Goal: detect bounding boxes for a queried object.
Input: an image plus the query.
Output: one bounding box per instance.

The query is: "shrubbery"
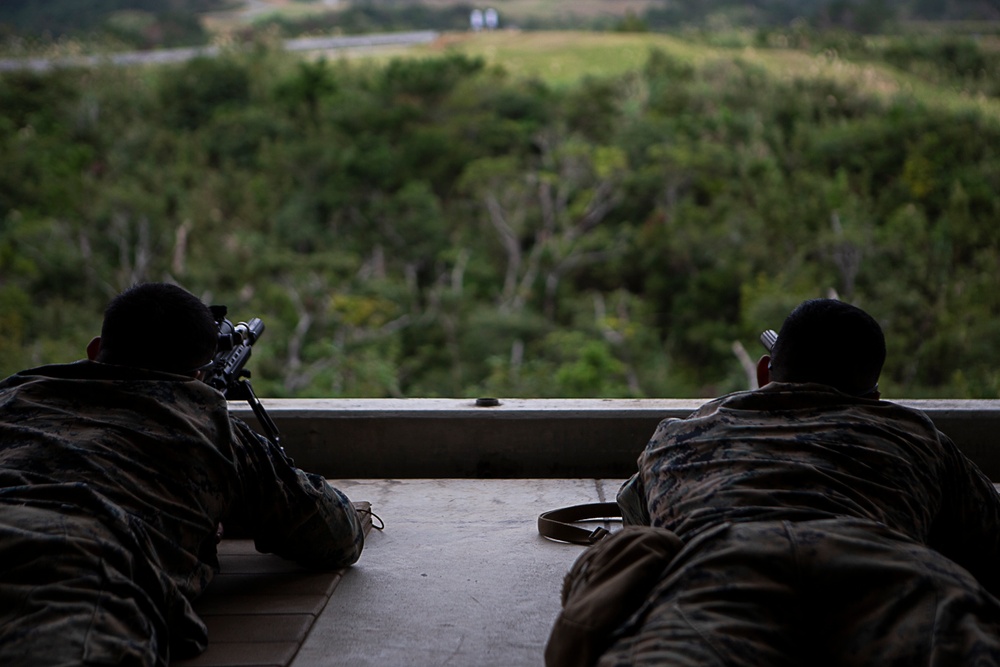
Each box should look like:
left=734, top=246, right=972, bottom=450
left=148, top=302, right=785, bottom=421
left=1, top=38, right=998, bottom=398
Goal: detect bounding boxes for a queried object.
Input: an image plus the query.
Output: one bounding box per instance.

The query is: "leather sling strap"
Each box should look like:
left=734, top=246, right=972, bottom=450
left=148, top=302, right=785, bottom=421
left=537, top=502, right=622, bottom=545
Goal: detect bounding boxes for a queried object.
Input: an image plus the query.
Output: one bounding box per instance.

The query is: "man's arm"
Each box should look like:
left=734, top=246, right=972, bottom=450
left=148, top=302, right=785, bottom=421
left=929, top=432, right=1000, bottom=595
left=616, top=414, right=697, bottom=527
left=225, top=418, right=364, bottom=569
left=617, top=473, right=651, bottom=526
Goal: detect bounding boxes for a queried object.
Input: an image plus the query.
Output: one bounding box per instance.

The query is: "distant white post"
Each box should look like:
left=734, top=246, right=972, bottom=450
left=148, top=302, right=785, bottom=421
left=485, top=7, right=499, bottom=30
left=470, top=9, right=484, bottom=32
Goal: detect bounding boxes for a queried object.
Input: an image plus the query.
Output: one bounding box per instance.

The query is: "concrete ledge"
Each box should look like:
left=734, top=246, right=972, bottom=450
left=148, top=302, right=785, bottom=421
left=230, top=399, right=1000, bottom=480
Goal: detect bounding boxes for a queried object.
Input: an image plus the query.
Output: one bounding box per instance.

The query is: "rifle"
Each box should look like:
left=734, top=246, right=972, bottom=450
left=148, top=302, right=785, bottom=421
left=203, top=305, right=282, bottom=449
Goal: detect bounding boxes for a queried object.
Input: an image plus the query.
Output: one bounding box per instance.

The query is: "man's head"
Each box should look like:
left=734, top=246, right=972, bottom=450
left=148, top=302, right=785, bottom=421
left=88, top=283, right=218, bottom=375
left=760, top=298, right=885, bottom=397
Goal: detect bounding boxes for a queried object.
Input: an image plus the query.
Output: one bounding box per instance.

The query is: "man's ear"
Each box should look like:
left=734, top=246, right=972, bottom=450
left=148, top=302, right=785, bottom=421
left=86, top=336, right=101, bottom=361
left=756, top=355, right=771, bottom=389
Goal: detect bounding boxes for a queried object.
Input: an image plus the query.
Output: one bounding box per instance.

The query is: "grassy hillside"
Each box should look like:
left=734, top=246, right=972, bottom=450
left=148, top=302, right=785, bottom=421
left=390, top=31, right=1000, bottom=121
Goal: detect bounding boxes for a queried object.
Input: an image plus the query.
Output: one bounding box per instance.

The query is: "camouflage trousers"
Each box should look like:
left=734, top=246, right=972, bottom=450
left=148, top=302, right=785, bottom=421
left=0, top=504, right=167, bottom=667
left=599, top=518, right=1000, bottom=667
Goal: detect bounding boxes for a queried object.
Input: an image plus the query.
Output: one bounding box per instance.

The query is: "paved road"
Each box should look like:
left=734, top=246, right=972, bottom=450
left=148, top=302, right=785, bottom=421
left=0, top=31, right=439, bottom=72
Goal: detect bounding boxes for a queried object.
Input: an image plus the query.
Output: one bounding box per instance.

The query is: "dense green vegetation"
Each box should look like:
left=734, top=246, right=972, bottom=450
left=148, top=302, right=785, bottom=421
left=1, top=32, right=999, bottom=399
left=0, top=0, right=226, bottom=51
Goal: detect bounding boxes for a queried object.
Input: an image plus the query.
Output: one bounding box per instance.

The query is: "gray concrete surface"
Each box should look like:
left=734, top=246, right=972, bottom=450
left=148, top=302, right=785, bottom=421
left=292, top=478, right=622, bottom=666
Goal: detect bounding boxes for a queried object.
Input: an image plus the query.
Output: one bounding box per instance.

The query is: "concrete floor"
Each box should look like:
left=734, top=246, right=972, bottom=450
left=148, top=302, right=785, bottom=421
left=291, top=478, right=625, bottom=667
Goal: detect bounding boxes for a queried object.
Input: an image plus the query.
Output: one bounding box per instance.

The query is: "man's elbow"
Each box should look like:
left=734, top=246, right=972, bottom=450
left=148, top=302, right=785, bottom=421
left=298, top=532, right=364, bottom=570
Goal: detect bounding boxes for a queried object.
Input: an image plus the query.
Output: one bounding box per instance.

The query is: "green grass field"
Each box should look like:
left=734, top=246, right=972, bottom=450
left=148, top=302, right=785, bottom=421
left=418, top=31, right=695, bottom=85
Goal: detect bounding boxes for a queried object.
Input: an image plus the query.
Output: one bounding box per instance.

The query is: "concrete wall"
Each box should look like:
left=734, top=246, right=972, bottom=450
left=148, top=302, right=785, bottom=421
left=230, top=398, right=1000, bottom=480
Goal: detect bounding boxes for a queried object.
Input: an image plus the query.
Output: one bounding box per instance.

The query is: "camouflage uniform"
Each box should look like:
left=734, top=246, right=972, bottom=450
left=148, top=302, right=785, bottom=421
left=0, top=361, right=364, bottom=666
left=608, top=382, right=1000, bottom=666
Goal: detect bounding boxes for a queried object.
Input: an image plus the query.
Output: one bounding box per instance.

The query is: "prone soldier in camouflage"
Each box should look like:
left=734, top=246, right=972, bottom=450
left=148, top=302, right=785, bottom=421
left=608, top=299, right=1000, bottom=665
left=0, top=283, right=365, bottom=666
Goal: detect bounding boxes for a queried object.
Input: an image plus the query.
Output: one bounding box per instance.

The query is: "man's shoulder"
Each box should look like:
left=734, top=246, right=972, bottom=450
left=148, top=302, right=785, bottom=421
left=670, top=385, right=940, bottom=434
left=0, top=360, right=228, bottom=413
left=0, top=361, right=93, bottom=396
left=4, top=360, right=187, bottom=383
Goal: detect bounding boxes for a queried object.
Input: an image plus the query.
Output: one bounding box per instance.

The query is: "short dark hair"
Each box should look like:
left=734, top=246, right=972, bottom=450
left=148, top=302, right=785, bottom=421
left=97, top=283, right=217, bottom=374
left=769, top=298, right=885, bottom=396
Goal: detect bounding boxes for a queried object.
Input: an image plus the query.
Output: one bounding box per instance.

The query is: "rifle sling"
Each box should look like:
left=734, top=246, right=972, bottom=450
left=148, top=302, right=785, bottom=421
left=537, top=502, right=622, bottom=545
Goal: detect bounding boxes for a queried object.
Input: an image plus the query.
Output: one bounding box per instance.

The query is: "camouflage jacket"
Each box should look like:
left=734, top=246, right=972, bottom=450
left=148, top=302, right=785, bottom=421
left=617, top=382, right=1000, bottom=595
left=0, top=360, right=364, bottom=655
